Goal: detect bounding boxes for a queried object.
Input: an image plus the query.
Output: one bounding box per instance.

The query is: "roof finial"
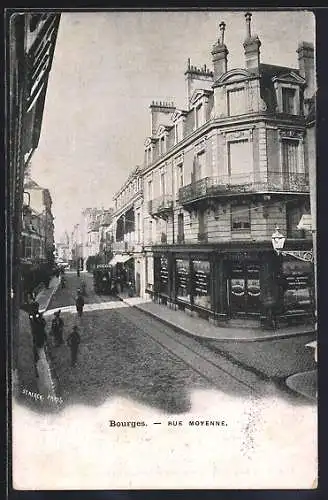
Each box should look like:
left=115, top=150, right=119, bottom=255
left=219, top=21, right=226, bottom=45
left=187, top=57, right=191, bottom=70
left=245, top=12, right=252, bottom=38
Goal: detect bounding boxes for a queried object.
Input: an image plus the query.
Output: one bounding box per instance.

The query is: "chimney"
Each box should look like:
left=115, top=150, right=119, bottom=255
left=297, top=42, right=315, bottom=99
left=149, top=101, right=176, bottom=136
left=243, top=12, right=261, bottom=72
left=185, top=58, right=214, bottom=108
left=211, top=21, right=228, bottom=80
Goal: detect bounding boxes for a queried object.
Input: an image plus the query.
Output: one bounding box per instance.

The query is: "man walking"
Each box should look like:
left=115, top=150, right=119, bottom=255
left=67, top=326, right=81, bottom=367
left=75, top=289, right=85, bottom=317
left=51, top=310, right=64, bottom=346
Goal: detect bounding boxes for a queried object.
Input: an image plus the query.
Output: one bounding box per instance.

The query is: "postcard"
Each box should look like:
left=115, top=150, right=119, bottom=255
left=8, top=9, right=317, bottom=490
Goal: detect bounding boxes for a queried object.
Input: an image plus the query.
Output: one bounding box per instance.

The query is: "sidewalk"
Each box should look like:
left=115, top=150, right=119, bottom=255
left=16, top=276, right=61, bottom=406
left=117, top=293, right=314, bottom=343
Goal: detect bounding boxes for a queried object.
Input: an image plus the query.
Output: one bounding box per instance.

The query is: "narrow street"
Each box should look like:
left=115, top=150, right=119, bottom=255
left=41, top=271, right=314, bottom=414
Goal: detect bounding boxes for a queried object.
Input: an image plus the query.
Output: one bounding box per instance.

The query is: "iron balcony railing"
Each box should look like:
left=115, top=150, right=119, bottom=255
left=179, top=171, right=309, bottom=205
left=148, top=194, right=173, bottom=215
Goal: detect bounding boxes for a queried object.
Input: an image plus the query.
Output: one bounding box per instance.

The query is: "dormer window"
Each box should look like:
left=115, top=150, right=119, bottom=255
left=195, top=103, right=203, bottom=129
left=160, top=135, right=166, bottom=155
left=174, top=123, right=181, bottom=144
left=282, top=87, right=296, bottom=114
left=227, top=87, right=245, bottom=116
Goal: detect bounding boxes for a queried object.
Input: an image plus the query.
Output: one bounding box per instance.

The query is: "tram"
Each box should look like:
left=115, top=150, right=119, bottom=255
left=93, top=265, right=114, bottom=294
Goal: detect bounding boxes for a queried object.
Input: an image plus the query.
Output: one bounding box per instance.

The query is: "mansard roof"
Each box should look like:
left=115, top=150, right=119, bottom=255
left=260, top=64, right=306, bottom=85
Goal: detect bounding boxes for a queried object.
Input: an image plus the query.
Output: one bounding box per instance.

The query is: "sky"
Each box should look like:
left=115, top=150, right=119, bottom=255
left=30, top=10, right=315, bottom=242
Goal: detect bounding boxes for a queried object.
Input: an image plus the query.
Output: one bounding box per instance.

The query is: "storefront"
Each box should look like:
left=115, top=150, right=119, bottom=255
left=151, top=241, right=314, bottom=327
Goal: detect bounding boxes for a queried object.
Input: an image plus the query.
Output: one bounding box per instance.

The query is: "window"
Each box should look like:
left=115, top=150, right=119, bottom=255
left=175, top=123, right=181, bottom=144
left=160, top=171, right=166, bottom=196
left=148, top=179, right=153, bottom=201
left=195, top=151, right=205, bottom=181
left=198, top=210, right=207, bottom=241
left=24, top=236, right=32, bottom=258
left=282, top=139, right=299, bottom=175
left=231, top=205, right=251, bottom=231
left=177, top=213, right=184, bottom=243
left=282, top=87, right=296, bottom=114
left=286, top=203, right=305, bottom=239
left=137, top=212, right=141, bottom=243
left=228, top=88, right=245, bottom=116
left=176, top=163, right=184, bottom=191
left=195, top=103, right=203, bottom=128
left=160, top=136, right=165, bottom=155
left=228, top=140, right=250, bottom=180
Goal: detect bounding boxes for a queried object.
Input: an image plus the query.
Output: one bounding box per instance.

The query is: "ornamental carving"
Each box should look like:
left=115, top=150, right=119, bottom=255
left=224, top=129, right=249, bottom=141
left=195, top=138, right=207, bottom=153
left=279, top=129, right=304, bottom=140
left=173, top=152, right=184, bottom=167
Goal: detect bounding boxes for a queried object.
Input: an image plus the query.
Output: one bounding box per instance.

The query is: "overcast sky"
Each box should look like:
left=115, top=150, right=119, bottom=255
left=30, top=10, right=315, bottom=241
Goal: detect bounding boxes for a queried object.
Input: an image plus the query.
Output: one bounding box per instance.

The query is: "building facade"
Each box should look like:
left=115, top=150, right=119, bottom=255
left=111, top=166, right=144, bottom=295
left=21, top=178, right=55, bottom=298
left=140, top=13, right=314, bottom=327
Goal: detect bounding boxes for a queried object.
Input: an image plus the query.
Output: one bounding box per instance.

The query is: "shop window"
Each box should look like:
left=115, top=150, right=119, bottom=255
left=192, top=260, right=211, bottom=310
left=227, top=88, right=245, bottom=116
left=282, top=87, right=296, bottom=114
left=175, top=258, right=190, bottom=303
left=159, top=255, right=169, bottom=295
left=281, top=260, right=313, bottom=314
left=231, top=205, right=251, bottom=232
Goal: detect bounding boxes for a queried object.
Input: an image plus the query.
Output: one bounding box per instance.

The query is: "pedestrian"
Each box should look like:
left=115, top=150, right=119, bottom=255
left=67, top=325, right=81, bottom=367
left=51, top=310, right=64, bottom=346
left=75, top=289, right=85, bottom=317
left=29, top=309, right=47, bottom=372
left=28, top=293, right=40, bottom=315
left=77, top=267, right=80, bottom=277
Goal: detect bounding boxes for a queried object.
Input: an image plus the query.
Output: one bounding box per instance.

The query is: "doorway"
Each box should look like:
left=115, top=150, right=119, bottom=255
left=228, top=263, right=261, bottom=317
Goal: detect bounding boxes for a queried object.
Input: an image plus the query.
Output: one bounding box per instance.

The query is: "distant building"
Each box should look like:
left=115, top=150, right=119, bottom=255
left=111, top=166, right=144, bottom=295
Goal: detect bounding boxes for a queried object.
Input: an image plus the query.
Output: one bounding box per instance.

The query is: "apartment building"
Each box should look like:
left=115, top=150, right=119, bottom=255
left=141, top=13, right=314, bottom=327
left=111, top=166, right=144, bottom=295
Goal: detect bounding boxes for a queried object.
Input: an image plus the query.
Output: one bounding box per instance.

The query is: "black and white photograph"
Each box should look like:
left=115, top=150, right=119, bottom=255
left=7, top=9, right=317, bottom=489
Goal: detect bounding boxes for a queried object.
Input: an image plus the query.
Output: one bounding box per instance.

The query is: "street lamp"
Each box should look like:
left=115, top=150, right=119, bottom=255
left=271, top=226, right=286, bottom=255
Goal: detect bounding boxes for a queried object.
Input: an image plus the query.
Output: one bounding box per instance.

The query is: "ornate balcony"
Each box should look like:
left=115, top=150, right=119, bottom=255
left=148, top=194, right=173, bottom=217
left=179, top=171, right=309, bottom=206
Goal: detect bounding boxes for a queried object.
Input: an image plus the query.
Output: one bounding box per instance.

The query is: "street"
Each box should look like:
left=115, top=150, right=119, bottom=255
left=40, top=271, right=316, bottom=413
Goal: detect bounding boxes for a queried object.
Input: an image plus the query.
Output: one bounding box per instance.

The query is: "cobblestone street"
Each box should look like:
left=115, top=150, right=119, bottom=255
left=46, top=272, right=214, bottom=413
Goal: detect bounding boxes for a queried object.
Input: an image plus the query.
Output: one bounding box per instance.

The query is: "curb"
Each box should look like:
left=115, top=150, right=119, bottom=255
left=36, top=278, right=62, bottom=409
left=118, top=296, right=314, bottom=343
left=37, top=277, right=61, bottom=314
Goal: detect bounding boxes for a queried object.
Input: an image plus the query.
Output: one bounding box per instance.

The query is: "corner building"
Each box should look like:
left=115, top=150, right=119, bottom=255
left=142, top=13, right=315, bottom=327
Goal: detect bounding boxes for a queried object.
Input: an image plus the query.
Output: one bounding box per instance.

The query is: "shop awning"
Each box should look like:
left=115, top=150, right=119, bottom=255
left=109, top=254, right=132, bottom=266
